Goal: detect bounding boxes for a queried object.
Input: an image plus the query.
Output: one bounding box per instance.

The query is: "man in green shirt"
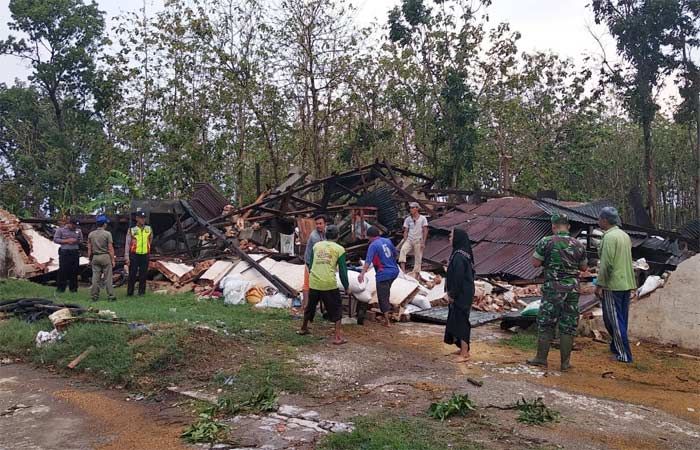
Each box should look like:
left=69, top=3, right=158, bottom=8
left=596, top=207, right=636, bottom=363
left=298, top=225, right=350, bottom=345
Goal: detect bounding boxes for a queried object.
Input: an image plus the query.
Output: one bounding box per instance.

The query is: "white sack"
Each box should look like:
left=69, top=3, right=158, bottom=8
left=637, top=275, right=664, bottom=298
left=221, top=276, right=253, bottom=305
left=255, top=293, right=292, bottom=309
left=410, top=295, right=432, bottom=310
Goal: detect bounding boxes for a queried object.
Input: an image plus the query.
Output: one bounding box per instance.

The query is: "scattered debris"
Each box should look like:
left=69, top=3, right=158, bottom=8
left=0, top=298, right=87, bottom=322
left=167, top=386, right=219, bottom=403
left=35, top=329, right=63, bottom=348
left=467, top=377, right=484, bottom=387
left=0, top=404, right=30, bottom=417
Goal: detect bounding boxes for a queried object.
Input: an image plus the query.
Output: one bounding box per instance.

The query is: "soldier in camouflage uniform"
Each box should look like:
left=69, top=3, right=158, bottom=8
left=527, top=214, right=588, bottom=371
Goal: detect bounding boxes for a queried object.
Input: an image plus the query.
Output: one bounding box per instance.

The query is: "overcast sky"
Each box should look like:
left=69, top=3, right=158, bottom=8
left=0, top=0, right=618, bottom=85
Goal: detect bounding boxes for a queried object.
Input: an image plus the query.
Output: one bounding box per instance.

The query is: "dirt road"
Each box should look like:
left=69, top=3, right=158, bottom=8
left=291, top=321, right=700, bottom=450
left=0, top=364, right=189, bottom=450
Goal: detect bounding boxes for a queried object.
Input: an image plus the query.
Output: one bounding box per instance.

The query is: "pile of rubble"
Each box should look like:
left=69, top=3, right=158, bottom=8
left=1, top=161, right=694, bottom=324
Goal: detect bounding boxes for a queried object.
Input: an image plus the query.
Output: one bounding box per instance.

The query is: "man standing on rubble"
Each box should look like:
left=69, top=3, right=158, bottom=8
left=399, top=202, right=429, bottom=276
left=124, top=211, right=153, bottom=296
left=53, top=216, right=83, bottom=293
left=302, top=215, right=327, bottom=308
left=88, top=214, right=116, bottom=302
left=298, top=225, right=350, bottom=345
left=358, top=226, right=399, bottom=327
left=596, top=207, right=636, bottom=363
left=527, top=214, right=588, bottom=371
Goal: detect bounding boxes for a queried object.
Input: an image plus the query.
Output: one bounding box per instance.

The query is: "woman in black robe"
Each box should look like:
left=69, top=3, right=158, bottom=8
left=444, top=228, right=475, bottom=362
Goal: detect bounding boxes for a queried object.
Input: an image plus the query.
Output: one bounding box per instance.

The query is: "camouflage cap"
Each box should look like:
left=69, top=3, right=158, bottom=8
left=551, top=213, right=569, bottom=225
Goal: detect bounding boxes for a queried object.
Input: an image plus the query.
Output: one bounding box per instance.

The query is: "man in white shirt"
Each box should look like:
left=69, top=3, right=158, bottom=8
left=399, top=202, right=429, bottom=275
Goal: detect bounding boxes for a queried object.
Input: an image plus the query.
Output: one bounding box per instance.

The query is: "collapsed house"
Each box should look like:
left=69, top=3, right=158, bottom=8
left=0, top=161, right=694, bottom=326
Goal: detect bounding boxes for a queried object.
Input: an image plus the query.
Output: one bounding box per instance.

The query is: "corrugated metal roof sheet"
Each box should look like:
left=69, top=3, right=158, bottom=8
left=190, top=183, right=229, bottom=221
left=534, top=198, right=615, bottom=225
left=680, top=219, right=700, bottom=241
left=423, top=235, right=543, bottom=280
left=424, top=197, right=550, bottom=280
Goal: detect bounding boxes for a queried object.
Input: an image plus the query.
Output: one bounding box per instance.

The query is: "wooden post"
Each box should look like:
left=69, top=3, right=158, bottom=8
left=256, top=163, right=261, bottom=196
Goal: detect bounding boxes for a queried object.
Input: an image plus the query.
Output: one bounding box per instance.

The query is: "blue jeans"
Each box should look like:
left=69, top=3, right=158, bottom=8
left=601, top=290, right=633, bottom=363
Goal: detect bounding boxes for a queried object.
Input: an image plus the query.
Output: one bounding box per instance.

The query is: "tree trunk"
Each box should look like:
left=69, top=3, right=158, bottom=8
left=642, top=118, right=656, bottom=225
left=696, top=91, right=700, bottom=219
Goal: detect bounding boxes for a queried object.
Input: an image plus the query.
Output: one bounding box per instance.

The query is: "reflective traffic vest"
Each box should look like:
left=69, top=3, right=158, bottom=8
left=129, top=225, right=152, bottom=255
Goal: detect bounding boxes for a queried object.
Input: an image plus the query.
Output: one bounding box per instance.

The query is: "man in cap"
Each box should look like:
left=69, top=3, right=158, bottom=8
left=398, top=202, right=429, bottom=276
left=359, top=226, right=399, bottom=327
left=88, top=214, right=116, bottom=301
left=596, top=206, right=636, bottom=363
left=53, top=216, right=83, bottom=293
left=298, top=224, right=350, bottom=345
left=527, top=214, right=588, bottom=371
left=124, top=211, right=153, bottom=296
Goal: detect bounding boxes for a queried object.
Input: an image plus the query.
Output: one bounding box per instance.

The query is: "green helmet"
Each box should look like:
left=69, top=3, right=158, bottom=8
left=551, top=213, right=569, bottom=225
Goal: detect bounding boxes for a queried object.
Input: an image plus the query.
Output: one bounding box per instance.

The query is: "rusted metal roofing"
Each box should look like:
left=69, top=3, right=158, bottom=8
left=472, top=241, right=542, bottom=280
left=423, top=234, right=542, bottom=280
left=430, top=197, right=546, bottom=232
left=534, top=198, right=614, bottom=225
left=424, top=197, right=551, bottom=280
left=190, top=183, right=229, bottom=222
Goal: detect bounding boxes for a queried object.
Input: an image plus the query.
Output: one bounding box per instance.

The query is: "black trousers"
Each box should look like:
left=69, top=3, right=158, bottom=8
left=127, top=254, right=149, bottom=295
left=57, top=249, right=80, bottom=292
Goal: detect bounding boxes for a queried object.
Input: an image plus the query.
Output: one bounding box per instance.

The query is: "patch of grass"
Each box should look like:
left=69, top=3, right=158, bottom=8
left=428, top=394, right=477, bottom=421
left=514, top=397, right=560, bottom=425
left=235, top=359, right=306, bottom=394
left=0, top=279, right=312, bottom=346
left=319, top=416, right=484, bottom=450
left=0, top=280, right=314, bottom=390
left=132, top=327, right=186, bottom=373
left=500, top=332, right=538, bottom=351
left=35, top=322, right=134, bottom=383
left=0, top=318, right=50, bottom=358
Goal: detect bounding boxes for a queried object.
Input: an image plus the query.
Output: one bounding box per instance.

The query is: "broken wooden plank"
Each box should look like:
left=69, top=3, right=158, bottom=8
left=67, top=346, right=96, bottom=369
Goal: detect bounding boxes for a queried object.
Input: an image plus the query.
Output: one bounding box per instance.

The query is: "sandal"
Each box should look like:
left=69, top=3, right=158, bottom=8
left=296, top=329, right=311, bottom=336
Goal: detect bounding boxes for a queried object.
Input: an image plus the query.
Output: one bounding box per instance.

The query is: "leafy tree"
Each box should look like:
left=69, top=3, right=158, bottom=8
left=591, top=0, right=682, bottom=224
left=0, top=0, right=114, bottom=214
left=386, top=0, right=485, bottom=187
left=670, top=0, right=700, bottom=219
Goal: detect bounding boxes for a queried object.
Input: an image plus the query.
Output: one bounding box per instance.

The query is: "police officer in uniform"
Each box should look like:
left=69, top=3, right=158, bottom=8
left=527, top=214, right=588, bottom=371
left=124, top=211, right=153, bottom=296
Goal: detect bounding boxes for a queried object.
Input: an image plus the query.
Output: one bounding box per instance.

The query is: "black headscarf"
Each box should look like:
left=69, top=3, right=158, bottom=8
left=450, top=228, right=474, bottom=264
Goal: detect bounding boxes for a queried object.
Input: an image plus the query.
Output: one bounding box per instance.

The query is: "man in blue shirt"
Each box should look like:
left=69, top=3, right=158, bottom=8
left=358, top=226, right=399, bottom=327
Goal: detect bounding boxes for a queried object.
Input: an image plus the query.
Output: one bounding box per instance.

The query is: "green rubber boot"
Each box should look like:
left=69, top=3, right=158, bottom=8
left=527, top=330, right=553, bottom=367
left=560, top=333, right=575, bottom=372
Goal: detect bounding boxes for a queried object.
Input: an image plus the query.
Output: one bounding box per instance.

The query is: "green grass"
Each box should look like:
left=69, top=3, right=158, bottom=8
left=319, top=416, right=484, bottom=450
left=499, top=332, right=538, bottom=351
left=0, top=279, right=309, bottom=344
left=0, top=318, right=49, bottom=357
left=35, top=322, right=135, bottom=383
left=214, top=357, right=308, bottom=414
left=0, top=279, right=313, bottom=387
